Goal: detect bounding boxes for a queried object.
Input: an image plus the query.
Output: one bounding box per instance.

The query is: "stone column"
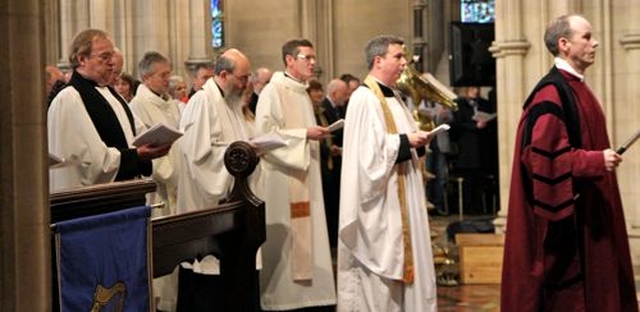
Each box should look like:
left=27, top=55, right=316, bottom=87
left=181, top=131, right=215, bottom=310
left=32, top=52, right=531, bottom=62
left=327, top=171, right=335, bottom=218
left=411, top=0, right=427, bottom=72
left=0, top=0, right=50, bottom=311
left=491, top=0, right=530, bottom=233
left=43, top=0, right=60, bottom=64
left=112, top=0, right=135, bottom=73
left=89, top=0, right=115, bottom=34
left=168, top=0, right=192, bottom=78
left=619, top=6, right=640, bottom=233
left=300, top=0, right=333, bottom=81
left=58, top=0, right=73, bottom=68
left=185, top=0, right=212, bottom=73
left=58, top=0, right=90, bottom=70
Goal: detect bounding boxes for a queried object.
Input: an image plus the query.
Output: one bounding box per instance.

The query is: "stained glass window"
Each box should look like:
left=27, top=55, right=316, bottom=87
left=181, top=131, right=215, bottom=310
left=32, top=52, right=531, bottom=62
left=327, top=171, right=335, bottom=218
left=461, top=0, right=495, bottom=23
left=211, top=0, right=224, bottom=48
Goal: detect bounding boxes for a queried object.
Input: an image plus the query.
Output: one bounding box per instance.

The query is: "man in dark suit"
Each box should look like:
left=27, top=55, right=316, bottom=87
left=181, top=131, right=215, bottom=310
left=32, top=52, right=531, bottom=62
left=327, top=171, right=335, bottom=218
left=247, top=67, right=272, bottom=114
left=188, top=63, right=215, bottom=98
left=449, top=86, right=497, bottom=215
left=320, top=78, right=349, bottom=249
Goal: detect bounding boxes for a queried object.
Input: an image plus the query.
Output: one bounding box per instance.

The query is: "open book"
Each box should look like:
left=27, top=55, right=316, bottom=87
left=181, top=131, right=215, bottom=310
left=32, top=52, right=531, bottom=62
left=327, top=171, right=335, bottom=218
left=132, top=123, right=183, bottom=147
left=49, top=153, right=80, bottom=169
left=249, top=132, right=288, bottom=154
left=327, top=119, right=344, bottom=132
left=472, top=111, right=497, bottom=123
left=420, top=123, right=450, bottom=139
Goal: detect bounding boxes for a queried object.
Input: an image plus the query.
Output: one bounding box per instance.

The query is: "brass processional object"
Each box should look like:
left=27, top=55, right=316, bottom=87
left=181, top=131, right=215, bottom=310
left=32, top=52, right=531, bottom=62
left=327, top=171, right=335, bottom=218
left=396, top=53, right=459, bottom=132
left=396, top=55, right=462, bottom=285
left=396, top=51, right=459, bottom=210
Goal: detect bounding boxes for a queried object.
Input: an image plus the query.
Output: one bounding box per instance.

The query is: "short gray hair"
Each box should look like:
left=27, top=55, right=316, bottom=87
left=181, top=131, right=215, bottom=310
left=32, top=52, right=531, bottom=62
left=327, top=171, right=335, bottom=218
left=365, top=35, right=404, bottom=69
left=168, top=75, right=184, bottom=90
left=138, top=51, right=169, bottom=77
left=544, top=14, right=578, bottom=56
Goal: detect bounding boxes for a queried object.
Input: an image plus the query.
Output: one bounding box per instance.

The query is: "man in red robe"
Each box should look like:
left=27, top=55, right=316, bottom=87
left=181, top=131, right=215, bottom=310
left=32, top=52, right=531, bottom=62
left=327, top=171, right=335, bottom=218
left=502, top=14, right=638, bottom=312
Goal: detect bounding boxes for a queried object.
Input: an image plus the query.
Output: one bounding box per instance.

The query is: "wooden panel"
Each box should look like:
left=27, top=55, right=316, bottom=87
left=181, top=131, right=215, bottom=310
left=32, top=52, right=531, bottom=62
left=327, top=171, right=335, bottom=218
left=456, top=233, right=504, bottom=246
left=456, top=233, right=505, bottom=284
left=459, top=245, right=504, bottom=284
left=50, top=179, right=157, bottom=223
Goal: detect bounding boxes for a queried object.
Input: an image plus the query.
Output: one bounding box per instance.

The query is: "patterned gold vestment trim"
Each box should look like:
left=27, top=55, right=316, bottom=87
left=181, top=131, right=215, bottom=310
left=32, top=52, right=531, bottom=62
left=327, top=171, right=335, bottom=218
left=363, top=75, right=414, bottom=284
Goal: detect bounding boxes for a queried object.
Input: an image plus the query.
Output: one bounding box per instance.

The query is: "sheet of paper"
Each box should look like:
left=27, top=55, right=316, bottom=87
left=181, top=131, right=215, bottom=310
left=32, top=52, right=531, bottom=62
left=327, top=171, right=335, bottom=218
left=249, top=132, right=287, bottom=154
left=49, top=153, right=80, bottom=169
left=327, top=119, right=344, bottom=132
left=472, top=111, right=497, bottom=123
left=132, top=123, right=183, bottom=147
left=421, top=123, right=450, bottom=139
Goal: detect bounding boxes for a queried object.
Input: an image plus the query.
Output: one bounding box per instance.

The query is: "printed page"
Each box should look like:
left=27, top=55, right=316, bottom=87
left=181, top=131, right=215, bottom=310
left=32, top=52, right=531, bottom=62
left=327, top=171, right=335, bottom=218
left=132, top=123, right=183, bottom=147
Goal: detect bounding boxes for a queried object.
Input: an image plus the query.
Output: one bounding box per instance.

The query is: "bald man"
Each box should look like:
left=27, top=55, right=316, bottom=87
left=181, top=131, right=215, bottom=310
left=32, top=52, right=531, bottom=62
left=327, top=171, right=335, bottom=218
left=45, top=65, right=64, bottom=95
left=109, top=48, right=124, bottom=87
left=175, top=48, right=262, bottom=311
left=248, top=67, right=273, bottom=114
left=45, top=65, right=66, bottom=106
left=320, top=78, right=349, bottom=248
left=178, top=48, right=258, bottom=211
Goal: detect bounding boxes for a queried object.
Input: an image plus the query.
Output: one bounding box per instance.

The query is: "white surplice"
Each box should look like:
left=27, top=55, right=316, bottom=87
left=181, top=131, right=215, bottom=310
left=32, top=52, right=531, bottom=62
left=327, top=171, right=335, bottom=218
left=177, top=78, right=258, bottom=212
left=48, top=86, right=146, bottom=192
left=129, top=84, right=182, bottom=217
left=167, top=79, right=261, bottom=312
left=129, top=85, right=184, bottom=312
left=337, top=85, right=437, bottom=312
left=254, top=71, right=336, bottom=310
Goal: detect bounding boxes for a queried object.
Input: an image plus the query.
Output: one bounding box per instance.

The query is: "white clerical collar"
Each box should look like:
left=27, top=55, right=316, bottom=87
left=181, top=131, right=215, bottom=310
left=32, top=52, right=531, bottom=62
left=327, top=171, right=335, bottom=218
left=284, top=71, right=304, bottom=83
left=554, top=57, right=584, bottom=81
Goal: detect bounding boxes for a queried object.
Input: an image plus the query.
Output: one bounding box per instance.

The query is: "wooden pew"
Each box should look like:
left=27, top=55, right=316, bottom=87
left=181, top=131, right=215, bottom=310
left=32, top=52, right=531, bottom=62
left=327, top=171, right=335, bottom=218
left=50, top=141, right=265, bottom=311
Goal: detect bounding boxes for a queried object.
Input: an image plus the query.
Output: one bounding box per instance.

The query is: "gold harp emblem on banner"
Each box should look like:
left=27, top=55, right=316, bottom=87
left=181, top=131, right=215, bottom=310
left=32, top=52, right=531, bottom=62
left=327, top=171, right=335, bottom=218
left=90, top=282, right=127, bottom=312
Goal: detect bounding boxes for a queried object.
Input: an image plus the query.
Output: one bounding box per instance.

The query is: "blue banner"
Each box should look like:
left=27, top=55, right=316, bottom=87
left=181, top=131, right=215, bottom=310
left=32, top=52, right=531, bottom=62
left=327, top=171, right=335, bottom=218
left=55, top=206, right=152, bottom=311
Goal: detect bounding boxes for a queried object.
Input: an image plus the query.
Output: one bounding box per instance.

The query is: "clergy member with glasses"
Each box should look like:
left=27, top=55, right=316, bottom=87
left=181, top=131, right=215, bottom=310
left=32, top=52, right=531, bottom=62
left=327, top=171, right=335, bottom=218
left=48, top=29, right=171, bottom=192
left=255, top=38, right=336, bottom=311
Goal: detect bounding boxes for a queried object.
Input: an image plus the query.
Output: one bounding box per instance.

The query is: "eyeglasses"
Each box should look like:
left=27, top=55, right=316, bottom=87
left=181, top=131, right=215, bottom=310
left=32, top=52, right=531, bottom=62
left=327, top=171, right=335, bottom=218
left=296, top=54, right=317, bottom=62
left=89, top=51, right=114, bottom=62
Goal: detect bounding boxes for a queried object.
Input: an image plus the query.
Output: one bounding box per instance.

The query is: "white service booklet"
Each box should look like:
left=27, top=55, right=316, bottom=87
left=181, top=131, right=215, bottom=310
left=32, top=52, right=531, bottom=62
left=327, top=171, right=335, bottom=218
left=249, top=132, right=288, bottom=154
left=472, top=111, right=497, bottom=123
left=132, top=123, right=183, bottom=147
left=421, top=123, right=450, bottom=139
left=327, top=119, right=345, bottom=132
left=48, top=153, right=80, bottom=169
left=49, top=153, right=66, bottom=169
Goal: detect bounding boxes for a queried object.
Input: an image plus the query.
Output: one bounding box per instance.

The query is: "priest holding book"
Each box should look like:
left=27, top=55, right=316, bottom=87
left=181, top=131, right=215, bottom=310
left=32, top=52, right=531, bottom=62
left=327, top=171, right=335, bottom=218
left=175, top=47, right=262, bottom=311
left=129, top=51, right=182, bottom=217
left=48, top=29, right=171, bottom=192
left=177, top=48, right=259, bottom=213
left=337, top=35, right=437, bottom=311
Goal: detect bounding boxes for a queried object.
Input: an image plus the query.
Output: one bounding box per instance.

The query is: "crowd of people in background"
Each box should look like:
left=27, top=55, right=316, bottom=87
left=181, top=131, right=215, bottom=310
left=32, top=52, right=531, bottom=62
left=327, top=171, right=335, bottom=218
left=43, top=10, right=640, bottom=311
left=45, top=27, right=502, bottom=312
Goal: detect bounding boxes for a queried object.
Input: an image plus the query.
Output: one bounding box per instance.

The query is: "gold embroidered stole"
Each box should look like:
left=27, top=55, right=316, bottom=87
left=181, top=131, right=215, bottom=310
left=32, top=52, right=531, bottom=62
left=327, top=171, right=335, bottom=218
left=363, top=75, right=414, bottom=284
left=273, top=77, right=315, bottom=281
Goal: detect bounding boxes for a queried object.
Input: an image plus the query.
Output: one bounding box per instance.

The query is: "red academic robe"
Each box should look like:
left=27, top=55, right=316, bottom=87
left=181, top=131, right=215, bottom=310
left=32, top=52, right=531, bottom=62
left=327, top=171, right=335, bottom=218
left=501, top=69, right=638, bottom=312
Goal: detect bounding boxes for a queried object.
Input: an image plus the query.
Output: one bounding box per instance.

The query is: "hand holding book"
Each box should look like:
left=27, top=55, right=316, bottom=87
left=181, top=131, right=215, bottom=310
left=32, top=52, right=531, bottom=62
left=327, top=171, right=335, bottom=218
left=132, top=123, right=183, bottom=147
left=472, top=111, right=497, bottom=123
left=327, top=119, right=344, bottom=132
left=420, top=124, right=450, bottom=140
